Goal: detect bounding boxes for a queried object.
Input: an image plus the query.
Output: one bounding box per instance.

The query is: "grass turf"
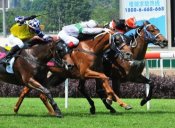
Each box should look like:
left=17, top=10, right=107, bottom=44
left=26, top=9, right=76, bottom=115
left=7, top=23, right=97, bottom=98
left=0, top=98, right=175, bottom=128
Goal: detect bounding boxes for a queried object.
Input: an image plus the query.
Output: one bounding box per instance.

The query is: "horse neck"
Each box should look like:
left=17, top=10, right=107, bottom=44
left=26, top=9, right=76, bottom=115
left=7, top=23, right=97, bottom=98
left=31, top=41, right=57, bottom=63
left=79, top=33, right=110, bottom=54
left=132, top=31, right=148, bottom=60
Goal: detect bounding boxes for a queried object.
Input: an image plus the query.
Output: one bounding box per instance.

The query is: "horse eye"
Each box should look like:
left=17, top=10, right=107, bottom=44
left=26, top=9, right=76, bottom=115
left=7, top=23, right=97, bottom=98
left=150, top=30, right=155, bottom=32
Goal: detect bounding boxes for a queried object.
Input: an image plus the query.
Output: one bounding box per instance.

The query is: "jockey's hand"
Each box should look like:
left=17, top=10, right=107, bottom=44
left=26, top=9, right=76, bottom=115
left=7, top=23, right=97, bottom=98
left=18, top=18, right=25, bottom=25
left=43, top=35, right=53, bottom=42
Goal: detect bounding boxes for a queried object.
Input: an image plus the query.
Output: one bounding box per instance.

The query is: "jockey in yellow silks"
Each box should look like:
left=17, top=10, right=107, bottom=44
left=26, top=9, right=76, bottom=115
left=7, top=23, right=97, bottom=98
left=2, top=15, right=52, bottom=64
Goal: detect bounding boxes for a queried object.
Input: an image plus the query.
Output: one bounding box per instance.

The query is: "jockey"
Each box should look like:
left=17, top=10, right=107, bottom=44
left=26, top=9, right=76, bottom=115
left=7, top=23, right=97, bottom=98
left=103, top=17, right=138, bottom=61
left=58, top=19, right=107, bottom=48
left=57, top=19, right=109, bottom=70
left=2, top=15, right=52, bottom=64
left=108, top=17, right=137, bottom=33
left=104, top=17, right=138, bottom=47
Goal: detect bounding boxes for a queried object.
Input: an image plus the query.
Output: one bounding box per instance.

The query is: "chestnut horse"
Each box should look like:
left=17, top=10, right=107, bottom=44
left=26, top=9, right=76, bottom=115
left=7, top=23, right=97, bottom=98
left=77, top=20, right=168, bottom=113
left=13, top=31, right=135, bottom=115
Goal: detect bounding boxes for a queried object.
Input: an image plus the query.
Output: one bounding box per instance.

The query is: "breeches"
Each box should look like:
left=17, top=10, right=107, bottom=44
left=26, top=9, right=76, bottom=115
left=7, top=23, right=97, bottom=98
left=58, top=30, right=79, bottom=46
left=8, top=35, right=24, bottom=48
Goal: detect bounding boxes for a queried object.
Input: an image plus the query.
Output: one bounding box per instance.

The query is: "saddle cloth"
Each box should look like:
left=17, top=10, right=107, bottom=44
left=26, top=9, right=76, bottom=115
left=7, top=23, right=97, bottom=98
left=0, top=52, right=15, bottom=74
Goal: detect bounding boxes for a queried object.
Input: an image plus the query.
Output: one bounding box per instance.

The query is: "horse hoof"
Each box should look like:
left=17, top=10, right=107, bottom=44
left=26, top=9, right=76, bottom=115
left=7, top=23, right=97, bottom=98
left=140, top=99, right=147, bottom=106
left=90, top=107, right=96, bottom=114
left=48, top=112, right=57, bottom=116
left=106, top=99, right=112, bottom=105
left=55, top=113, right=63, bottom=118
left=14, top=108, right=18, bottom=113
left=110, top=109, right=116, bottom=113
left=124, top=105, right=132, bottom=110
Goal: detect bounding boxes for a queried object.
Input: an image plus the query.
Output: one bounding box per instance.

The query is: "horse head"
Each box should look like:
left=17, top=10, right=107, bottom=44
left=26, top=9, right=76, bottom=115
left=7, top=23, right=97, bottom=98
left=111, top=32, right=133, bottom=60
left=141, top=21, right=168, bottom=48
left=103, top=32, right=133, bottom=76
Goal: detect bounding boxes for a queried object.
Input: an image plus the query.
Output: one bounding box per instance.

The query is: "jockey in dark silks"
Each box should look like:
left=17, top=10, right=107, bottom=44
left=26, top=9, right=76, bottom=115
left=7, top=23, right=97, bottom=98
left=108, top=17, right=137, bottom=32
left=2, top=15, right=52, bottom=64
left=104, top=17, right=138, bottom=61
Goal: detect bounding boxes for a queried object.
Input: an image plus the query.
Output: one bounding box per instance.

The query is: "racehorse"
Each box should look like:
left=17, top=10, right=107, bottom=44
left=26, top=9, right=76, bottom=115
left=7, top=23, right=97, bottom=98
left=13, top=31, right=135, bottom=115
left=112, top=20, right=168, bottom=104
left=77, top=20, right=168, bottom=114
left=0, top=37, right=63, bottom=117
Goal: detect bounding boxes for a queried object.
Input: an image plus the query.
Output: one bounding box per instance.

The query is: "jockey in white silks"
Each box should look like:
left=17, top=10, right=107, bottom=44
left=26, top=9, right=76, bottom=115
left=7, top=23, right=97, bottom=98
left=58, top=20, right=108, bottom=48
left=57, top=20, right=110, bottom=70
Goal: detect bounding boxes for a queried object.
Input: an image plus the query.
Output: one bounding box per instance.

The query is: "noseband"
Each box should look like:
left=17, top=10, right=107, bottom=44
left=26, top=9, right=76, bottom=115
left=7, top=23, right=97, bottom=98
left=143, top=24, right=161, bottom=42
left=132, top=23, right=161, bottom=47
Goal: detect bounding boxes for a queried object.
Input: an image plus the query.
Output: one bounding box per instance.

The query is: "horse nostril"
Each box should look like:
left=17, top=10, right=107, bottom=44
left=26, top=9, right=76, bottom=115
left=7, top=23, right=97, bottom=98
left=163, top=40, right=168, bottom=46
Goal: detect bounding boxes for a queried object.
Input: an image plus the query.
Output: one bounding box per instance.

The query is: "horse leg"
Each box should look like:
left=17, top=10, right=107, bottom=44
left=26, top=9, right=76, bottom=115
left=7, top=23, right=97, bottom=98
left=14, top=86, right=55, bottom=115
left=138, top=75, right=154, bottom=106
left=38, top=75, right=66, bottom=116
left=14, top=86, right=31, bottom=113
left=78, top=79, right=96, bottom=114
left=96, top=79, right=116, bottom=113
left=111, top=77, right=121, bottom=97
left=27, top=78, right=62, bottom=117
left=39, top=93, right=55, bottom=115
left=84, top=69, right=132, bottom=110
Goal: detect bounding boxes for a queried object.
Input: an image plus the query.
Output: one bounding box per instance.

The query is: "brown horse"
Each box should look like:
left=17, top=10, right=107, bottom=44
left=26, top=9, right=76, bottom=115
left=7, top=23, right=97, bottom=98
left=0, top=38, right=63, bottom=117
left=13, top=31, right=135, bottom=115
left=77, top=20, right=168, bottom=113
left=40, top=20, right=168, bottom=114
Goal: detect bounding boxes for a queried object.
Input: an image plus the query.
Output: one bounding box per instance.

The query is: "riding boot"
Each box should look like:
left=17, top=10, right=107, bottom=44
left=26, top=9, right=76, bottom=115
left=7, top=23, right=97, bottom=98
left=1, top=45, right=21, bottom=64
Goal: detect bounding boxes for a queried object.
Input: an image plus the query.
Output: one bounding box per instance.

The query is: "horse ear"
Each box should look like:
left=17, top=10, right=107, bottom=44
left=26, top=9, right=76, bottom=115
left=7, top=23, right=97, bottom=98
left=144, top=20, right=150, bottom=25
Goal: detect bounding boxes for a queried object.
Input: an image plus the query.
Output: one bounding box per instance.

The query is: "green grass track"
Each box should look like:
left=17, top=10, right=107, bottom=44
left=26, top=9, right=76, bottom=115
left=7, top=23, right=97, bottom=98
left=0, top=98, right=175, bottom=128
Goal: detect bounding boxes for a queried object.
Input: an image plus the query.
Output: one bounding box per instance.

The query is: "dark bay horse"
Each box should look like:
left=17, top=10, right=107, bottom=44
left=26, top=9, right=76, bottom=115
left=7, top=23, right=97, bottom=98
left=13, top=31, right=135, bottom=115
left=77, top=20, right=168, bottom=113
left=0, top=38, right=63, bottom=117
left=111, top=20, right=168, bottom=104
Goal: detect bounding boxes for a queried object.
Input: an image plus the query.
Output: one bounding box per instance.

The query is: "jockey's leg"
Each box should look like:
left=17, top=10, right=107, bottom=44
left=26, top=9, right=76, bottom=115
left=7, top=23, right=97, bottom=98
left=2, top=35, right=24, bottom=64
left=62, top=37, right=80, bottom=70
left=2, top=45, right=20, bottom=64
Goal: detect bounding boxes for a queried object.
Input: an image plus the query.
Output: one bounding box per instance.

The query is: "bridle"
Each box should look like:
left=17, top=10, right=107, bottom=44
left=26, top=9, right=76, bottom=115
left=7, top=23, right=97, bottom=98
left=131, top=23, right=162, bottom=48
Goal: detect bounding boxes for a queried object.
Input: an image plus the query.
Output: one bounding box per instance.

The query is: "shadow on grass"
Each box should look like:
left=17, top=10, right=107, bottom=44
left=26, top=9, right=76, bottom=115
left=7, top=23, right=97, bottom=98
left=61, top=110, right=175, bottom=117
left=0, top=110, right=174, bottom=118
left=0, top=113, right=57, bottom=118
left=116, top=110, right=175, bottom=116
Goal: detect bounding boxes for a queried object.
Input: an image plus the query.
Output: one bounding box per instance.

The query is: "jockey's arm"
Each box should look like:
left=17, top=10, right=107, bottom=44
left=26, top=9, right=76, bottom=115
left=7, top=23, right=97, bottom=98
left=82, top=28, right=105, bottom=34
left=34, top=29, right=52, bottom=42
left=15, top=16, right=25, bottom=25
left=15, top=15, right=36, bottom=24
